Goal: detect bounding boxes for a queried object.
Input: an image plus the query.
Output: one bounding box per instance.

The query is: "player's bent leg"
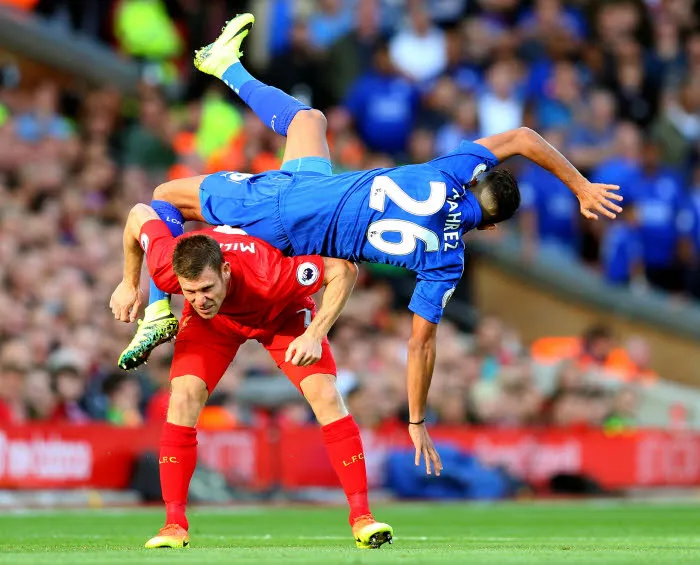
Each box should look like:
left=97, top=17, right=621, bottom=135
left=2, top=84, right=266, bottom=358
left=300, top=373, right=348, bottom=425
left=300, top=374, right=393, bottom=550
left=281, top=109, right=331, bottom=166
left=194, top=13, right=332, bottom=169
left=167, top=375, right=209, bottom=426
left=145, top=375, right=208, bottom=549
left=153, top=176, right=209, bottom=222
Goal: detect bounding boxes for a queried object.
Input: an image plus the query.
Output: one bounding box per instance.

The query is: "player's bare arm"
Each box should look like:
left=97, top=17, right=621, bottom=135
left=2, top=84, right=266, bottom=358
left=406, top=314, right=443, bottom=476
left=285, top=259, right=359, bottom=367
left=110, top=204, right=160, bottom=323
left=475, top=127, right=624, bottom=220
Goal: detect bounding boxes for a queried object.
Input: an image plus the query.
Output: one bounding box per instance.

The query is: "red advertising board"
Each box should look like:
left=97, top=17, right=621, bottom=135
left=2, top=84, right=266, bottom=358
left=276, top=426, right=700, bottom=490
left=1, top=424, right=699, bottom=491
left=0, top=424, right=272, bottom=490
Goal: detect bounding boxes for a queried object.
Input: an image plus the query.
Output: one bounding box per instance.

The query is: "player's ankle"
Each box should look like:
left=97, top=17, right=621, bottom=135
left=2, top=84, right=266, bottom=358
left=144, top=298, right=172, bottom=321
left=165, top=503, right=188, bottom=530
left=349, top=509, right=373, bottom=525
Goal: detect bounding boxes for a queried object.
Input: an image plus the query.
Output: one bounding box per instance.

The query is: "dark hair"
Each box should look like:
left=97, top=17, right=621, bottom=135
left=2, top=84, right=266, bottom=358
left=172, top=234, right=224, bottom=280
left=471, top=169, right=521, bottom=226
left=583, top=324, right=612, bottom=347
left=102, top=372, right=134, bottom=397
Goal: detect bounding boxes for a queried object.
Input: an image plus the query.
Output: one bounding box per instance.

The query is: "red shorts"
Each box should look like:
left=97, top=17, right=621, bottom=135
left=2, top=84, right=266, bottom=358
left=170, top=305, right=336, bottom=393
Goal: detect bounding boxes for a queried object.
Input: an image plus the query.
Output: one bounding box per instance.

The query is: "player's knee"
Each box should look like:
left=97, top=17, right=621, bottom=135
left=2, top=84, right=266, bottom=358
left=153, top=181, right=176, bottom=203
left=168, top=376, right=209, bottom=426
left=293, top=109, right=327, bottom=134
left=302, top=375, right=346, bottom=425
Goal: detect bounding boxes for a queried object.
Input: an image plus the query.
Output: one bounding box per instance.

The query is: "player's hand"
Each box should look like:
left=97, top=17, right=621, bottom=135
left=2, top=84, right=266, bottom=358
left=285, top=332, right=323, bottom=366
left=408, top=422, right=442, bottom=476
left=109, top=281, right=143, bottom=323
left=575, top=181, right=623, bottom=220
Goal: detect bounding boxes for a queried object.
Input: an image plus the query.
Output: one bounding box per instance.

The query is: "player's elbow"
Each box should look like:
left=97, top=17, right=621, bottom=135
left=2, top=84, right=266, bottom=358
left=342, top=261, right=359, bottom=283
left=324, top=258, right=358, bottom=286
left=515, top=126, right=539, bottom=150
left=129, top=203, right=160, bottom=227
left=130, top=203, right=152, bottom=218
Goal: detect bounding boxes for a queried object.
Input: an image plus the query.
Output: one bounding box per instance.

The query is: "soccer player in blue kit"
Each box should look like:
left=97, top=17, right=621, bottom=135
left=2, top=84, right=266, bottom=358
left=118, top=14, right=623, bottom=475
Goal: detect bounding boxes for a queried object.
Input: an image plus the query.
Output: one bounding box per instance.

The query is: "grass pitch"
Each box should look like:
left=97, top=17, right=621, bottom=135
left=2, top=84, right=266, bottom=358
left=0, top=500, right=698, bottom=564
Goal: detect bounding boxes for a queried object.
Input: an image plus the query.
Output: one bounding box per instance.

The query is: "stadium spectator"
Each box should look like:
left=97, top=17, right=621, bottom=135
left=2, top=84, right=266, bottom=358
left=606, top=336, right=659, bottom=384
left=102, top=372, right=144, bottom=427
left=144, top=349, right=172, bottom=423
left=567, top=88, right=618, bottom=173
left=344, top=39, right=420, bottom=155
left=604, top=386, right=640, bottom=431
left=601, top=201, right=644, bottom=287
left=14, top=81, right=72, bottom=144
left=265, top=19, right=323, bottom=108
left=434, top=93, right=479, bottom=155
left=469, top=315, right=519, bottom=382
left=47, top=348, right=90, bottom=423
left=0, top=362, right=27, bottom=425
left=323, top=0, right=384, bottom=105
left=634, top=139, right=687, bottom=293
left=477, top=59, right=524, bottom=138
left=651, top=79, right=700, bottom=168
left=684, top=165, right=700, bottom=298
left=389, top=2, right=448, bottom=83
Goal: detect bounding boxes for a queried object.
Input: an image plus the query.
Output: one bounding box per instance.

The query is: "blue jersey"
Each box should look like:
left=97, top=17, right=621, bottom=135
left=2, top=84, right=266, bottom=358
left=601, top=222, right=642, bottom=284
left=200, top=141, right=499, bottom=323
left=518, top=164, right=578, bottom=246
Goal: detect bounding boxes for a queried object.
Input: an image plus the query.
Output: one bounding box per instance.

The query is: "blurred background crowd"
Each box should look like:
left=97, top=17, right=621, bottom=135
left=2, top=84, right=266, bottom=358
left=0, top=0, right=698, bottom=431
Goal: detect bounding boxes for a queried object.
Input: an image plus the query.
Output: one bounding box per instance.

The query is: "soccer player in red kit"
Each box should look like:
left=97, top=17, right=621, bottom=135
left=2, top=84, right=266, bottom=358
left=110, top=203, right=393, bottom=549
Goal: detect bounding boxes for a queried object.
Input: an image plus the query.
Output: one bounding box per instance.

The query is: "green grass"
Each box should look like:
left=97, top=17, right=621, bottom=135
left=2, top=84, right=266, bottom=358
left=0, top=501, right=698, bottom=564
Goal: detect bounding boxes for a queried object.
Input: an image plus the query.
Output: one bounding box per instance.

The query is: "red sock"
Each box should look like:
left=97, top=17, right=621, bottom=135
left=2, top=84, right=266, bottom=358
left=321, top=415, right=371, bottom=524
left=159, top=422, right=197, bottom=530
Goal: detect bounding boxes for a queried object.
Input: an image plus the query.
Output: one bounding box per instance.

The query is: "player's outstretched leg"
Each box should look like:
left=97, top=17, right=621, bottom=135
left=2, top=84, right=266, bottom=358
left=195, top=14, right=309, bottom=138
left=194, top=13, right=330, bottom=165
left=301, top=374, right=393, bottom=549
left=118, top=200, right=183, bottom=370
left=145, top=375, right=207, bottom=549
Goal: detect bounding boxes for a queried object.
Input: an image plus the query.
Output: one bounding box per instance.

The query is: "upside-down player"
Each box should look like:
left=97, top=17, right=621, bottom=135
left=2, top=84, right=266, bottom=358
left=119, top=13, right=623, bottom=476
left=110, top=203, right=393, bottom=549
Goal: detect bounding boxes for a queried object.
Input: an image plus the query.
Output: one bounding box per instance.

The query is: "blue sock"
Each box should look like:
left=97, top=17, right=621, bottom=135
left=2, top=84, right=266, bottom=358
left=148, top=200, right=185, bottom=306
left=221, top=62, right=254, bottom=93
left=221, top=62, right=310, bottom=136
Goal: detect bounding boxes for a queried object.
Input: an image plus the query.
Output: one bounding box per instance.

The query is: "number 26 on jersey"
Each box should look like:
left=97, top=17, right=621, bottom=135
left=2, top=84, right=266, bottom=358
left=366, top=176, right=447, bottom=256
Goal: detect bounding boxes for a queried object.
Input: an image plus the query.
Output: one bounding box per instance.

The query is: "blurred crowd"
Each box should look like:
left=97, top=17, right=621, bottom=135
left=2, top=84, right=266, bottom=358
left=0, top=0, right=697, bottom=428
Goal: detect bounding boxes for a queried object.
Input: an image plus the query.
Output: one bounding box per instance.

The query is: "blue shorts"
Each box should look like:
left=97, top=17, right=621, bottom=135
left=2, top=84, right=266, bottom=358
left=199, top=157, right=332, bottom=253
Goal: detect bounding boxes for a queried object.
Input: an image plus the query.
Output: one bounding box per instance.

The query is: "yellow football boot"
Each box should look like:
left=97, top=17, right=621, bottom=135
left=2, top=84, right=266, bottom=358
left=194, top=13, right=255, bottom=80
left=352, top=514, right=393, bottom=549
left=144, top=523, right=189, bottom=549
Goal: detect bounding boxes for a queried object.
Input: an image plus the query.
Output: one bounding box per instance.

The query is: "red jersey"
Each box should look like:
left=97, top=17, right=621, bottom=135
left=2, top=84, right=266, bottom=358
left=140, top=220, right=325, bottom=332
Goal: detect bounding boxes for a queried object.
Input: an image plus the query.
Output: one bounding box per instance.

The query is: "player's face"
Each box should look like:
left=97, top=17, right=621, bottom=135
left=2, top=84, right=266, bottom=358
left=178, top=264, right=231, bottom=319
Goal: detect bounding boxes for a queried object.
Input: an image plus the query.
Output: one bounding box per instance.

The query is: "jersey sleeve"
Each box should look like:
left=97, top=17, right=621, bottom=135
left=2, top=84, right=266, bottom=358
left=235, top=238, right=326, bottom=306
left=428, top=140, right=500, bottom=186
left=409, top=260, right=464, bottom=324
left=139, top=220, right=181, bottom=295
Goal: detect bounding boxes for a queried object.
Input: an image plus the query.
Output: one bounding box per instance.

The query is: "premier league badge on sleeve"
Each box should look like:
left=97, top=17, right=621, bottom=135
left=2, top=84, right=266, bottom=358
left=296, top=262, right=320, bottom=286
